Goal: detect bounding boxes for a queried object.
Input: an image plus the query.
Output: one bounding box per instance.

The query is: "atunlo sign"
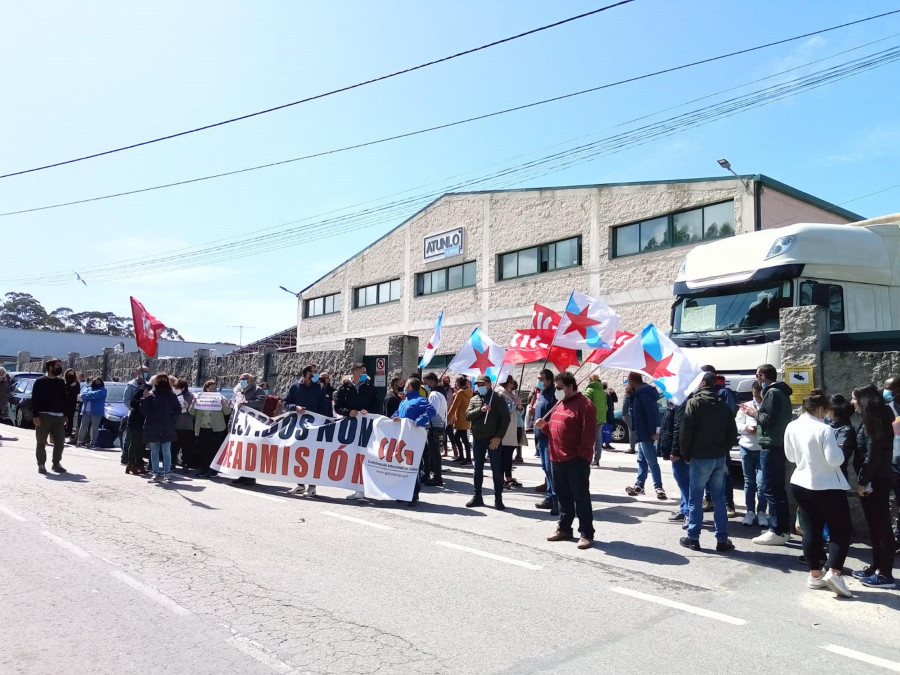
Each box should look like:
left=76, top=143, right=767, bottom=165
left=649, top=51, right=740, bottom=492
left=423, top=227, right=463, bottom=263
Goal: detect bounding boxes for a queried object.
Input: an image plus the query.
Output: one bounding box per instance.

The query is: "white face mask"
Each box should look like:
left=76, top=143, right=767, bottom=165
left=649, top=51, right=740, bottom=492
left=555, top=389, right=566, bottom=402
left=174, top=388, right=183, bottom=395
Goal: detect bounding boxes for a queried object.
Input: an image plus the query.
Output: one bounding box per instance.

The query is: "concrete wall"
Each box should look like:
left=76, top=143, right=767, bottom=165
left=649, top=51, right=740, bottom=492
left=760, top=186, right=854, bottom=230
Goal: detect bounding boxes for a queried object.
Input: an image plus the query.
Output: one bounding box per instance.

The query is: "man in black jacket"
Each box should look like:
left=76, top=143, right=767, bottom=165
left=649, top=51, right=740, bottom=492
left=660, top=400, right=689, bottom=524
left=383, top=377, right=404, bottom=418
left=679, top=372, right=738, bottom=552
left=334, top=363, right=380, bottom=499
left=32, top=358, right=68, bottom=474
left=742, top=364, right=794, bottom=546
left=465, top=374, right=510, bottom=510
left=285, top=364, right=333, bottom=497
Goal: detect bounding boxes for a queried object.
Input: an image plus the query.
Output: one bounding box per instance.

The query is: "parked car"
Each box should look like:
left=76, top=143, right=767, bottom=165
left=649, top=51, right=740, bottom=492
left=8, top=377, right=36, bottom=427
left=76, top=382, right=129, bottom=448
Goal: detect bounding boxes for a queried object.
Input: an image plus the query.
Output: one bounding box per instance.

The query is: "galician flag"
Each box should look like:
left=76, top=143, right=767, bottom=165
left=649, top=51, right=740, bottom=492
left=447, top=327, right=507, bottom=382
left=419, top=311, right=444, bottom=369
left=551, top=291, right=619, bottom=351
left=601, top=324, right=703, bottom=405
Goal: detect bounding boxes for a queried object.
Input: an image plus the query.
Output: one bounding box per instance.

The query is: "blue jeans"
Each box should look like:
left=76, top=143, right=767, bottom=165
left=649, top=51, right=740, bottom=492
left=671, top=458, right=691, bottom=515
left=740, top=446, right=767, bottom=514
left=537, top=435, right=557, bottom=502
left=760, top=445, right=789, bottom=535
left=593, top=422, right=603, bottom=463
left=149, top=441, right=172, bottom=474
left=687, top=456, right=729, bottom=542
left=636, top=440, right=662, bottom=489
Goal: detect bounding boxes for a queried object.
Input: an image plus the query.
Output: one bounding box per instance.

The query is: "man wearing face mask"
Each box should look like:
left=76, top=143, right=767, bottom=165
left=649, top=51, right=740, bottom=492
left=422, top=372, right=448, bottom=487
left=230, top=372, right=268, bottom=486
left=383, top=377, right=404, bottom=418
left=465, top=374, right=510, bottom=510
left=533, top=369, right=559, bottom=516
left=392, top=376, right=437, bottom=506
left=335, top=363, right=380, bottom=499
left=536, top=372, right=596, bottom=549
left=285, top=365, right=333, bottom=497
left=122, top=365, right=151, bottom=464
left=32, top=358, right=68, bottom=474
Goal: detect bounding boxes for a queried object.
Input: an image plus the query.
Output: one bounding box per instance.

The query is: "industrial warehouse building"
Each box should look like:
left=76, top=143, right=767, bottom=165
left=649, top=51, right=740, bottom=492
left=292, top=174, right=861, bottom=386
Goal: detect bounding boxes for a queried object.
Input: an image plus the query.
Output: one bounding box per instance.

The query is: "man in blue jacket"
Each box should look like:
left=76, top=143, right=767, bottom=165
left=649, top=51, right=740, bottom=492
left=533, top=369, right=559, bottom=516
left=392, top=376, right=436, bottom=506
left=286, top=364, right=333, bottom=497
left=624, top=372, right=667, bottom=500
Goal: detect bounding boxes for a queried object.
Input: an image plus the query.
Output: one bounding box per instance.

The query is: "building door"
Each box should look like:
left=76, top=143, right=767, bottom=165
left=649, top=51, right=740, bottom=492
left=364, top=355, right=388, bottom=411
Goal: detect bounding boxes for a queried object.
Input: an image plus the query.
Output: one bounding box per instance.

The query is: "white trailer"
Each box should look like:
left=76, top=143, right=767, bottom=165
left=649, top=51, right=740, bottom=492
left=670, top=215, right=900, bottom=397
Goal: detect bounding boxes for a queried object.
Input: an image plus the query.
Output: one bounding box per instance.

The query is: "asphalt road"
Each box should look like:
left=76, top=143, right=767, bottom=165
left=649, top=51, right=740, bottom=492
left=1, top=426, right=898, bottom=674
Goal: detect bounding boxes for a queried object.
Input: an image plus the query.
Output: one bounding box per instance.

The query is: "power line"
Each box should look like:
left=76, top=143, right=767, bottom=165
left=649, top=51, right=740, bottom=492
left=8, top=43, right=898, bottom=287
left=4, top=8, right=900, bottom=218
left=0, top=1, right=638, bottom=180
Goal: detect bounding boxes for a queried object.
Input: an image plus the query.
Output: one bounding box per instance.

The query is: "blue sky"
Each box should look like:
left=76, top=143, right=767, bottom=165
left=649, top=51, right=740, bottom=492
left=2, top=0, right=899, bottom=344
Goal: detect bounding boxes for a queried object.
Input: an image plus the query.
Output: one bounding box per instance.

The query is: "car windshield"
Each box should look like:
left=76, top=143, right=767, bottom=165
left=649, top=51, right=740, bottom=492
left=104, top=383, right=129, bottom=403
left=672, top=281, right=793, bottom=334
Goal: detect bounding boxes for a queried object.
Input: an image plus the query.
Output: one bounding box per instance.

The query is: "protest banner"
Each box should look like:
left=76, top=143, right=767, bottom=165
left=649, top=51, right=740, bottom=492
left=211, top=407, right=427, bottom=501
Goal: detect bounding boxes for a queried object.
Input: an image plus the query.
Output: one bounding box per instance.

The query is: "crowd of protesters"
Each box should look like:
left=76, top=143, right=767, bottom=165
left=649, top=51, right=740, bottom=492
left=15, top=356, right=898, bottom=590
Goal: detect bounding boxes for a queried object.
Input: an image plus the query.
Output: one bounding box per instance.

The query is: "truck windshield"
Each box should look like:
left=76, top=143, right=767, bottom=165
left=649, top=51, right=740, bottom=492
left=672, top=281, right=792, bottom=334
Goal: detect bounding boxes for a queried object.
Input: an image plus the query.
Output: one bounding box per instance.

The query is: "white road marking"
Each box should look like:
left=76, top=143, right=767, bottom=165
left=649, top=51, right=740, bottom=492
left=435, top=541, right=542, bottom=570
left=322, top=511, right=393, bottom=530
left=0, top=504, right=27, bottom=521
left=110, top=570, right=191, bottom=616
left=608, top=586, right=747, bottom=625
left=40, top=531, right=90, bottom=558
left=235, top=490, right=287, bottom=503
left=228, top=633, right=296, bottom=673
left=822, top=644, right=900, bottom=672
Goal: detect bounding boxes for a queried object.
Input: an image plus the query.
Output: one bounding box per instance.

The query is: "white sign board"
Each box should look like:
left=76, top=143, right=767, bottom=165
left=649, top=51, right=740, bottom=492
left=194, top=392, right=227, bottom=411
left=424, top=227, right=463, bottom=263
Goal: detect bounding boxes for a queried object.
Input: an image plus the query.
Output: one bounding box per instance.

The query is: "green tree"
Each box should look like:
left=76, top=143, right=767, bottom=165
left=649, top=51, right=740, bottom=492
left=0, top=292, right=51, bottom=329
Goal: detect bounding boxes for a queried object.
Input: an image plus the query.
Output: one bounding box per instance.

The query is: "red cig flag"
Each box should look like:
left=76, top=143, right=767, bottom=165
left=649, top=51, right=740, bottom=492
left=130, top=296, right=166, bottom=357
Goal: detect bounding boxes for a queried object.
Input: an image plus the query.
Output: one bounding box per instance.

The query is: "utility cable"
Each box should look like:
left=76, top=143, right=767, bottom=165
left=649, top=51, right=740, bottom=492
left=0, top=1, right=637, bottom=180
left=4, top=9, right=900, bottom=218
left=6, top=44, right=899, bottom=285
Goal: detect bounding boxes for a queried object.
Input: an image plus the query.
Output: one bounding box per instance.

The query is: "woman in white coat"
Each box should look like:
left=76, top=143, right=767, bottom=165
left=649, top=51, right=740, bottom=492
left=784, top=389, right=852, bottom=598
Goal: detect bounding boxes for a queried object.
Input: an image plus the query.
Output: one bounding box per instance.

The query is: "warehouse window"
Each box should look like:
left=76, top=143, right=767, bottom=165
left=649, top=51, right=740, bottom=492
left=498, top=236, right=582, bottom=281
left=354, top=279, right=401, bottom=308
left=416, top=261, right=476, bottom=296
left=612, top=200, right=735, bottom=258
left=303, top=292, right=342, bottom=318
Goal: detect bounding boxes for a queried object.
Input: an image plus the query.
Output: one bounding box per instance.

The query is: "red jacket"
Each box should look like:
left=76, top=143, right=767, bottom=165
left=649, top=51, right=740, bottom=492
left=547, top=392, right=596, bottom=463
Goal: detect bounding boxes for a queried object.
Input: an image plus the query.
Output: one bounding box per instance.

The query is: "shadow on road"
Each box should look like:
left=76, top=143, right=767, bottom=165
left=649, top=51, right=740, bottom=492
left=43, top=472, right=88, bottom=482
left=597, top=539, right=690, bottom=566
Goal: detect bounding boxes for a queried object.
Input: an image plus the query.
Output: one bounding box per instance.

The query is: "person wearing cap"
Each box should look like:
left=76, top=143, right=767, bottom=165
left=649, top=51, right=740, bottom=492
left=537, top=372, right=596, bottom=550
left=465, top=374, right=510, bottom=510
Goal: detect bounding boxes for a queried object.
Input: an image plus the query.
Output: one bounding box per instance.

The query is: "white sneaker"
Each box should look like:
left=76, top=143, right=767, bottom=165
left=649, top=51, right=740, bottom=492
left=807, top=574, right=827, bottom=590
left=752, top=531, right=789, bottom=546
left=288, top=484, right=306, bottom=495
left=741, top=511, right=756, bottom=527
left=346, top=490, right=364, bottom=500
left=823, top=570, right=853, bottom=598
left=756, top=513, right=769, bottom=528
left=304, top=485, right=317, bottom=498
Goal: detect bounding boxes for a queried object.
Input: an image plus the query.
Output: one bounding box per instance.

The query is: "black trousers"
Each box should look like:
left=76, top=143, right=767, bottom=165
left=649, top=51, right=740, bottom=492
left=552, top=458, right=595, bottom=539
left=426, top=427, right=445, bottom=481
left=453, top=428, right=471, bottom=461
left=501, top=445, right=514, bottom=479
left=860, top=479, right=896, bottom=576
left=197, top=428, right=226, bottom=472
left=175, top=429, right=197, bottom=468
left=790, top=484, right=851, bottom=571
left=127, top=426, right=145, bottom=466
left=473, top=437, right=503, bottom=498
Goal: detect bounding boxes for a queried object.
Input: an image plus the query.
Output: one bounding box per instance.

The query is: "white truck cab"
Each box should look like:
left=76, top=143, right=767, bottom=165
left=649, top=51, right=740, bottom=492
left=670, top=217, right=900, bottom=398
